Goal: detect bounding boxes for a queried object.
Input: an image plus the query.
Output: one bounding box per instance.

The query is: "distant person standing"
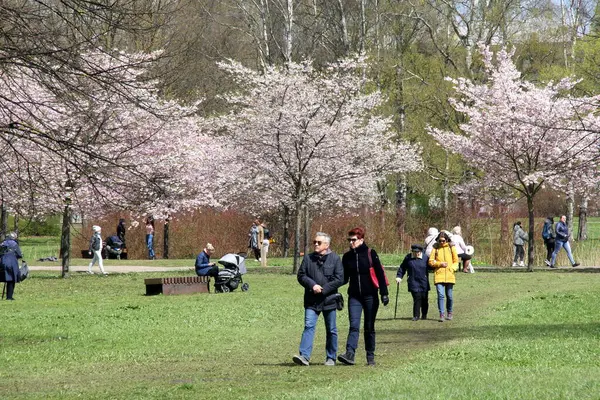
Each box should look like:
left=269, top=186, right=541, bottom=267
left=248, top=220, right=261, bottom=261
left=145, top=217, right=155, bottom=260
left=396, top=244, right=430, bottom=321
left=88, top=225, right=107, bottom=275
left=512, top=222, right=528, bottom=267
left=450, top=226, right=473, bottom=273
left=117, top=218, right=126, bottom=247
left=260, top=222, right=270, bottom=267
left=541, top=217, right=555, bottom=266
left=0, top=232, right=24, bottom=300
left=550, top=215, right=579, bottom=268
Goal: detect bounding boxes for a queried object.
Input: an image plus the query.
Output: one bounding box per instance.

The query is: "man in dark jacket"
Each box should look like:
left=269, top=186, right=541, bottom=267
left=397, top=244, right=431, bottom=321
left=293, top=232, right=344, bottom=367
left=0, top=232, right=23, bottom=301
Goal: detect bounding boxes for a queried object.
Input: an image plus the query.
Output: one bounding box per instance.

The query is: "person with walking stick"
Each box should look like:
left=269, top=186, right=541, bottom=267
left=396, top=244, right=430, bottom=321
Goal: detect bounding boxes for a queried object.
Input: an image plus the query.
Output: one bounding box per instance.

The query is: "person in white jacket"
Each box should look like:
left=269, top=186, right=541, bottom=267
left=451, top=226, right=473, bottom=273
left=88, top=225, right=107, bottom=275
left=424, top=227, right=439, bottom=257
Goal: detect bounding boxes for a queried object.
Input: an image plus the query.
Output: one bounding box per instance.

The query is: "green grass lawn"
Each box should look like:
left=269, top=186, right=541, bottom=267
left=1, top=270, right=599, bottom=399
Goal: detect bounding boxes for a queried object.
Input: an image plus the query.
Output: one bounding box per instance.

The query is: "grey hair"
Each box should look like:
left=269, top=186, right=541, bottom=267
left=315, top=232, right=331, bottom=243
left=7, top=231, right=17, bottom=240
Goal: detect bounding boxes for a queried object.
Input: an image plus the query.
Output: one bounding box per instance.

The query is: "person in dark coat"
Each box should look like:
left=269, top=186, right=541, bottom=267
left=1, top=232, right=23, bottom=301
left=338, top=227, right=389, bottom=367
left=396, top=244, right=431, bottom=321
left=116, top=219, right=126, bottom=247
left=293, top=232, right=344, bottom=367
left=195, top=243, right=218, bottom=277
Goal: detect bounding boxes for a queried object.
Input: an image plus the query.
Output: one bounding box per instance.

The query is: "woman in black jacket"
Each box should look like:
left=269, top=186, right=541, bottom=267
left=338, top=227, right=389, bottom=366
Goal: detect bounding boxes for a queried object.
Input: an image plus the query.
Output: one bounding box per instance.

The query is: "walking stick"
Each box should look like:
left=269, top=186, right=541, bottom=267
left=394, top=281, right=400, bottom=319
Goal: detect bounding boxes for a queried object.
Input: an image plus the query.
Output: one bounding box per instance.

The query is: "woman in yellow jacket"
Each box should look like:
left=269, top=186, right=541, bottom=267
left=427, top=231, right=459, bottom=322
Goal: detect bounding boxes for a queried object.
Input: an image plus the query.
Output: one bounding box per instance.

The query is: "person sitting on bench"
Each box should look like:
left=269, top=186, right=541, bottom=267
left=195, top=243, right=218, bottom=278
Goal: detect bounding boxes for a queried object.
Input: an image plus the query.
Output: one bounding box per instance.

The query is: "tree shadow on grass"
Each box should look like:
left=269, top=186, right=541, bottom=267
left=377, top=322, right=600, bottom=347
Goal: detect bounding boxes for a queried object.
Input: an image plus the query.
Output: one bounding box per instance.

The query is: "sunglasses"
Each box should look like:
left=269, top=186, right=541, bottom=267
left=313, top=240, right=322, bottom=245
left=438, top=239, right=446, bottom=243
left=347, top=238, right=359, bottom=242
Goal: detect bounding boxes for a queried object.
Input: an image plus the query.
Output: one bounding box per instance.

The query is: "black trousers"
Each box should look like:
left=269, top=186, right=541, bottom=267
left=5, top=281, right=15, bottom=300
left=410, top=291, right=429, bottom=319
left=544, top=239, right=555, bottom=261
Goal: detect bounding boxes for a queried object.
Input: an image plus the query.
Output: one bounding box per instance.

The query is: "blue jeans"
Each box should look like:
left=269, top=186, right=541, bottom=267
left=436, top=283, right=454, bottom=314
left=298, top=308, right=337, bottom=361
left=551, top=240, right=575, bottom=266
left=345, top=295, right=379, bottom=359
left=146, top=234, right=155, bottom=259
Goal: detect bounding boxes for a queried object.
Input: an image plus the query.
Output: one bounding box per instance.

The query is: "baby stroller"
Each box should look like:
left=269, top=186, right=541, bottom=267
left=104, top=235, right=124, bottom=260
left=214, top=253, right=249, bottom=293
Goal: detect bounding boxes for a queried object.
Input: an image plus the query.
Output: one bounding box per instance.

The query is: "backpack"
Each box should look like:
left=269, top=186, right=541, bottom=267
left=542, top=222, right=551, bottom=239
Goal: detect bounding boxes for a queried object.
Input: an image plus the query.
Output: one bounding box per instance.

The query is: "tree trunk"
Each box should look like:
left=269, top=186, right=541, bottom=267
left=443, top=150, right=450, bottom=228
left=526, top=194, right=535, bottom=272
left=13, top=213, right=19, bottom=237
left=395, top=174, right=407, bottom=239
left=303, top=205, right=310, bottom=256
left=284, top=0, right=294, bottom=63
left=566, top=181, right=575, bottom=238
left=60, top=203, right=71, bottom=278
left=577, top=195, right=588, bottom=240
left=163, top=218, right=169, bottom=259
left=283, top=204, right=290, bottom=257
left=359, top=0, right=366, bottom=53
left=292, top=201, right=302, bottom=274
left=1, top=201, right=7, bottom=241
left=337, top=0, right=349, bottom=55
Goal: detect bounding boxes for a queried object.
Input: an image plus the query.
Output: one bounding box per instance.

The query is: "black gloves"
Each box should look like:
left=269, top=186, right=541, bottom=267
left=381, top=295, right=389, bottom=306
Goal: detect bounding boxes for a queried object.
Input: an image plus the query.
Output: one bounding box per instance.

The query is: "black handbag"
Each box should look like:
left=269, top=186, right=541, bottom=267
left=325, top=293, right=344, bottom=311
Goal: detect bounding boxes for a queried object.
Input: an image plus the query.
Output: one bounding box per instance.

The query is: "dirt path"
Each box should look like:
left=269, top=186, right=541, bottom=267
left=29, top=265, right=193, bottom=273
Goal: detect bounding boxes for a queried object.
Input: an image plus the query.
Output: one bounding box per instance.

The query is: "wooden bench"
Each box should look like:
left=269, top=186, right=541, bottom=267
left=144, top=276, right=211, bottom=296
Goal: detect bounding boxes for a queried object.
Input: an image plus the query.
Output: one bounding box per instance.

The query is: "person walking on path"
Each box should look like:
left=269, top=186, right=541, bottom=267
left=428, top=231, right=458, bottom=322
left=396, top=244, right=430, bottom=321
left=512, top=222, right=528, bottom=267
left=0, top=232, right=24, bottom=300
left=293, top=232, right=344, bottom=367
left=338, top=227, right=389, bottom=367
left=550, top=215, right=580, bottom=268
left=88, top=226, right=107, bottom=275
left=541, top=216, right=555, bottom=266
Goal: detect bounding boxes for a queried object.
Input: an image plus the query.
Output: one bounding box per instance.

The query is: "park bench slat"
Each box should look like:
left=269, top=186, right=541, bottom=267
left=144, top=276, right=210, bottom=296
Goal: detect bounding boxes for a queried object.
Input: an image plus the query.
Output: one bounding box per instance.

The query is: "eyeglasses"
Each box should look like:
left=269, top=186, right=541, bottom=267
left=347, top=238, right=359, bottom=242
left=313, top=240, right=322, bottom=245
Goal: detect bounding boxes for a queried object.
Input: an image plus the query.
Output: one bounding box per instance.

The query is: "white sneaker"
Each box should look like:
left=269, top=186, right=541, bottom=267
left=87, top=271, right=94, bottom=274
left=511, top=262, right=517, bottom=267
left=544, top=259, right=551, bottom=266
left=519, top=261, right=525, bottom=267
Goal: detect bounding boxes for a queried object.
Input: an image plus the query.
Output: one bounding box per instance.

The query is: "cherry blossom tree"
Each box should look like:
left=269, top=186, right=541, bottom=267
left=429, top=46, right=600, bottom=270
left=210, top=57, right=422, bottom=271
left=1, top=50, right=220, bottom=275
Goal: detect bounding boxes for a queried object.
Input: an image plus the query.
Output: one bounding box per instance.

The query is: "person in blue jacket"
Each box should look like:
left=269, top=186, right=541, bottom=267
left=396, top=244, right=431, bottom=321
left=550, top=215, right=580, bottom=268
left=195, top=243, right=218, bottom=277
left=1, top=232, right=23, bottom=301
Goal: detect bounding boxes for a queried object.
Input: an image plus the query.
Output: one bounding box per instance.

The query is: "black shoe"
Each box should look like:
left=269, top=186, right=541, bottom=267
left=6, top=298, right=15, bottom=301
left=367, top=357, right=375, bottom=366
left=422, top=315, right=427, bottom=320
left=549, top=265, right=557, bottom=269
left=292, top=355, right=309, bottom=366
left=572, top=263, right=580, bottom=267
left=337, top=352, right=355, bottom=365
left=412, top=317, right=419, bottom=321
